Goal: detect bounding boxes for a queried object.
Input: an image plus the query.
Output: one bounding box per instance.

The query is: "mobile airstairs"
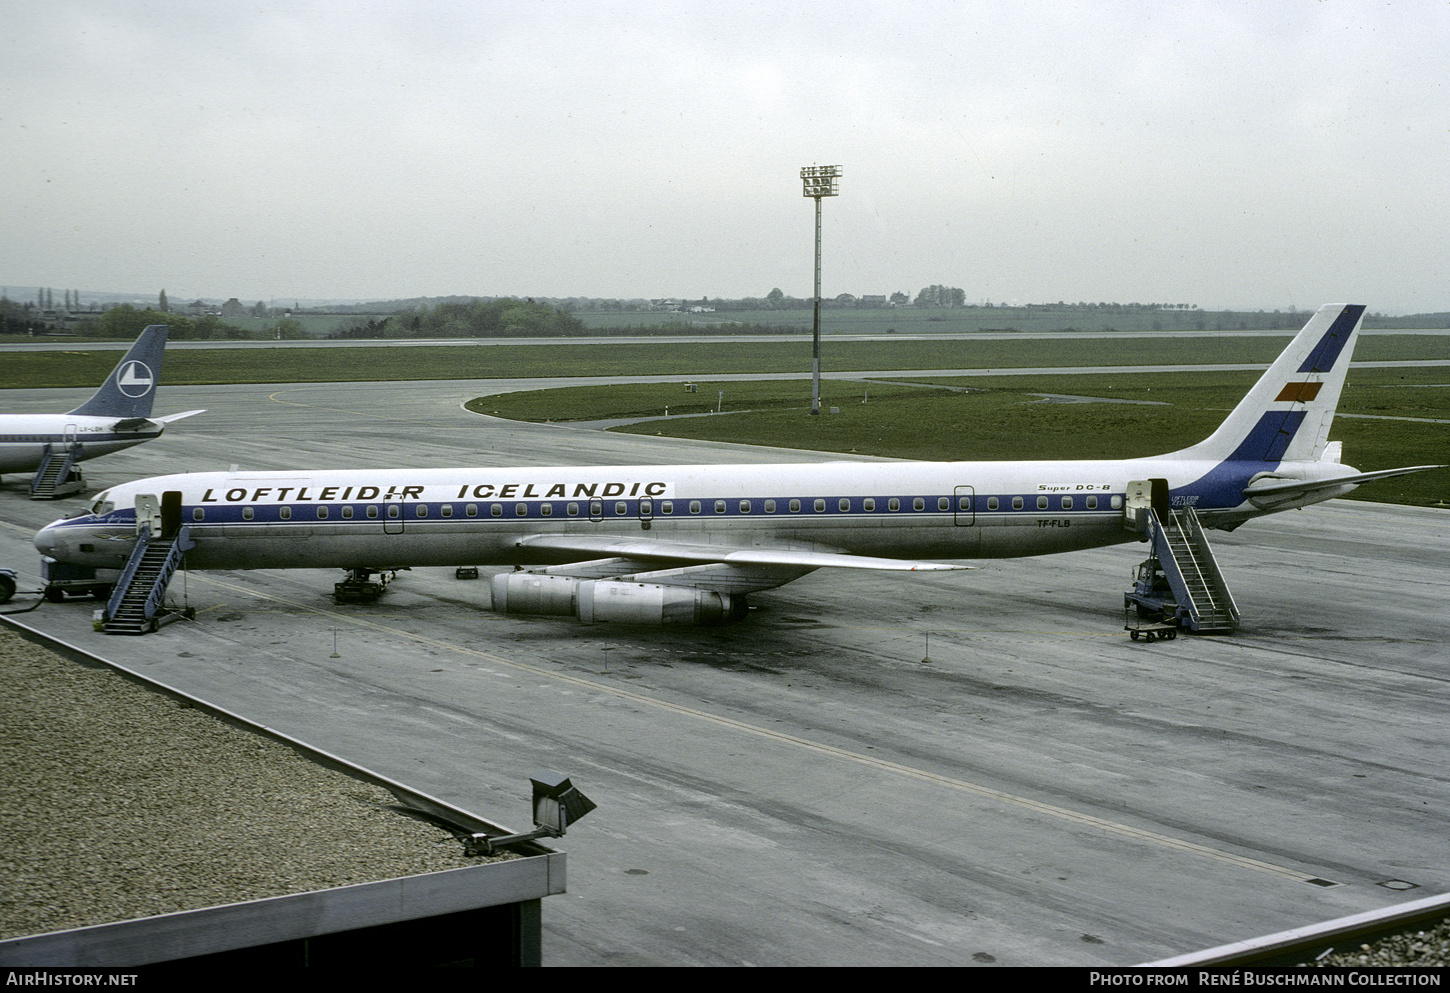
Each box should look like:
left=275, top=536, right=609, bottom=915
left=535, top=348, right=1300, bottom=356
left=29, top=442, right=86, bottom=500
left=1123, top=479, right=1239, bottom=640
left=101, top=492, right=195, bottom=634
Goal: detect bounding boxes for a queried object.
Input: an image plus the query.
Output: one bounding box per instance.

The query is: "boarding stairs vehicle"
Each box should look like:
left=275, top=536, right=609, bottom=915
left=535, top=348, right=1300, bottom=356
left=1123, top=480, right=1239, bottom=639
left=29, top=442, right=86, bottom=500
left=101, top=493, right=195, bottom=634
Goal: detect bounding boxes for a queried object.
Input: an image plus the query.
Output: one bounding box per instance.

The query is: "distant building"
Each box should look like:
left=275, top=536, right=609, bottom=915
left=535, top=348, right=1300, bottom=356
left=221, top=298, right=244, bottom=319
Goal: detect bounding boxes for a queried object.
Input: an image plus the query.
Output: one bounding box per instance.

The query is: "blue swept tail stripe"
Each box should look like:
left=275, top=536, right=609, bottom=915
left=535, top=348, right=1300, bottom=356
left=1296, top=304, right=1363, bottom=374
left=1227, top=410, right=1306, bottom=464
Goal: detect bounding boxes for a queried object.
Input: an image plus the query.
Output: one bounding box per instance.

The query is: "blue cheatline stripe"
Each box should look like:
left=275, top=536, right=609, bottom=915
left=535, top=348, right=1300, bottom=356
left=1297, top=304, right=1363, bottom=374
left=1, top=433, right=158, bottom=444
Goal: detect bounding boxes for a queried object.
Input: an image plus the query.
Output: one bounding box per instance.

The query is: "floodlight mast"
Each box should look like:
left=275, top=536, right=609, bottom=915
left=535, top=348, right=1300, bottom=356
left=801, top=165, right=841, bottom=416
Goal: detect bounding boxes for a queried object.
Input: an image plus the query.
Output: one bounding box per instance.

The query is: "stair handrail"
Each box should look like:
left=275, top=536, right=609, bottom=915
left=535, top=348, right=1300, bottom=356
left=142, top=526, right=193, bottom=622
left=1166, top=512, right=1222, bottom=613
left=104, top=530, right=152, bottom=622
left=1178, top=508, right=1240, bottom=626
left=29, top=444, right=55, bottom=496
left=1145, top=509, right=1194, bottom=623
left=103, top=526, right=194, bottom=627
left=30, top=441, right=84, bottom=496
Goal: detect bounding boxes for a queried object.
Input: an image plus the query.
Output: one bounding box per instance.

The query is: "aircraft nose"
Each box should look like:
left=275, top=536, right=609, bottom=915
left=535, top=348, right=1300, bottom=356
left=33, top=521, right=63, bottom=558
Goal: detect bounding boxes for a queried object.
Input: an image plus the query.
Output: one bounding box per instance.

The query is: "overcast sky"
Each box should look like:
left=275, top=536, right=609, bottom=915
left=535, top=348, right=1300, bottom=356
left=3, top=1, right=1448, bottom=312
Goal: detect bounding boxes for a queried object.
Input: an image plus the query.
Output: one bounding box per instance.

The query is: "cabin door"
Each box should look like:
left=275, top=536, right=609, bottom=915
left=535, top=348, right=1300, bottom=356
left=384, top=498, right=405, bottom=534
left=1124, top=478, right=1171, bottom=531
left=161, top=491, right=183, bottom=538
left=135, top=494, right=161, bottom=537
left=953, top=485, right=975, bottom=525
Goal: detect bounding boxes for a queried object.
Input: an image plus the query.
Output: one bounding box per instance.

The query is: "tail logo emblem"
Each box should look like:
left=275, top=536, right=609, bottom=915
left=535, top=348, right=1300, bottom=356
left=117, top=360, right=155, bottom=398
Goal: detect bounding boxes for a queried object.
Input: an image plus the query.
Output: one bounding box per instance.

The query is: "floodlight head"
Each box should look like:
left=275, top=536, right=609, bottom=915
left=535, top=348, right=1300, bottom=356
left=530, top=771, right=597, bottom=836
left=800, top=164, right=842, bottom=198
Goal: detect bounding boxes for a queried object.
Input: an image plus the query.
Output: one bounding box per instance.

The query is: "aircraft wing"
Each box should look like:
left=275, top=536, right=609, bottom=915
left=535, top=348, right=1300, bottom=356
left=1243, top=464, right=1445, bottom=505
left=112, top=410, right=206, bottom=432
left=512, top=534, right=972, bottom=571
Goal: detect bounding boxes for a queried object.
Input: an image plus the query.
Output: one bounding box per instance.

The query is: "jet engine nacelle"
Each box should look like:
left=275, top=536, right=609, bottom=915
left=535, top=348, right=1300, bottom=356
left=490, top=572, right=578, bottom=617
left=578, top=580, right=744, bottom=626
left=490, top=573, right=745, bottom=626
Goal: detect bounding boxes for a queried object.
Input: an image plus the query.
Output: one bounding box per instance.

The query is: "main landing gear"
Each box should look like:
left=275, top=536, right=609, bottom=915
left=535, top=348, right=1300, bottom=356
left=333, top=567, right=402, bottom=603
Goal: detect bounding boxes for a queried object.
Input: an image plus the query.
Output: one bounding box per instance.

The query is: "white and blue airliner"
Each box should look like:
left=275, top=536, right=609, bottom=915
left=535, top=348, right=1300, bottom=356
left=1, top=325, right=203, bottom=488
left=33, top=304, right=1441, bottom=624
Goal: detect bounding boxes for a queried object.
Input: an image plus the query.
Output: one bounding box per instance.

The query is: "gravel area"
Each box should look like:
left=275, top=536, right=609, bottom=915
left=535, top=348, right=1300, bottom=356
left=1, top=624, right=512, bottom=941
left=1302, top=917, right=1450, bottom=967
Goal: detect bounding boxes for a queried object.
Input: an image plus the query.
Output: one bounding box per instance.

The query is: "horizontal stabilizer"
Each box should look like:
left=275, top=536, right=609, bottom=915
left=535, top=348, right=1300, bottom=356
left=110, top=410, right=205, bottom=433
left=152, top=409, right=206, bottom=425
left=1243, top=464, right=1446, bottom=505
left=513, top=534, right=972, bottom=572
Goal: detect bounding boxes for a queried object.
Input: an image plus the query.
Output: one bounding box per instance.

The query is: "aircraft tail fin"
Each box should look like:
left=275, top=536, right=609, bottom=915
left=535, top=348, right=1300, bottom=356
left=1173, top=303, right=1365, bottom=464
left=67, top=325, right=170, bottom=419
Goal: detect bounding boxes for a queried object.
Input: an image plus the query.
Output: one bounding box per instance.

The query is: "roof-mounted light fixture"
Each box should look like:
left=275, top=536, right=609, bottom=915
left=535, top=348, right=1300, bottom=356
left=467, top=772, right=597, bottom=855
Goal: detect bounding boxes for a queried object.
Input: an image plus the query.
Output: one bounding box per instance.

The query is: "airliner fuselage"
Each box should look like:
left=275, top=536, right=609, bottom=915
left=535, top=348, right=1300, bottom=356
left=0, top=414, right=165, bottom=473
left=35, top=452, right=1362, bottom=574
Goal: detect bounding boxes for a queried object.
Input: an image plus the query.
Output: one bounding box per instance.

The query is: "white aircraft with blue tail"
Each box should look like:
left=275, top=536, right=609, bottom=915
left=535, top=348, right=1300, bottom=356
left=32, top=304, right=1442, bottom=629
left=2, top=325, right=203, bottom=498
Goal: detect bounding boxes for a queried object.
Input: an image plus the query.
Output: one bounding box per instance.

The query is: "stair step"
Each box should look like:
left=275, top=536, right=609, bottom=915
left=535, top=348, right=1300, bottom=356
left=103, top=531, right=191, bottom=636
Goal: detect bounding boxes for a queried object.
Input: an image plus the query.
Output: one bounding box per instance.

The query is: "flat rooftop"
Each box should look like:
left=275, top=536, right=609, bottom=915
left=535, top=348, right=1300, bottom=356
left=0, top=624, right=513, bottom=942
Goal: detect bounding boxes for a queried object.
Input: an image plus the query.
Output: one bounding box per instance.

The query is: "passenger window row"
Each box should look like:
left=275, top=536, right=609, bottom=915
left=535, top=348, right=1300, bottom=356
left=191, top=493, right=1122, bottom=522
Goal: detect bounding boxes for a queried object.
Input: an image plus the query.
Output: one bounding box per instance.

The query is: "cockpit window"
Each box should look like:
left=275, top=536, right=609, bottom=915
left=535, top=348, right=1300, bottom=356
left=90, top=495, right=115, bottom=516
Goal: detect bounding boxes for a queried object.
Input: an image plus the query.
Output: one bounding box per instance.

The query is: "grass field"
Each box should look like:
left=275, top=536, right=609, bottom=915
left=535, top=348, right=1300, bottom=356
left=473, top=367, right=1450, bottom=508
left=570, top=306, right=1450, bottom=335
left=5, top=334, right=1450, bottom=390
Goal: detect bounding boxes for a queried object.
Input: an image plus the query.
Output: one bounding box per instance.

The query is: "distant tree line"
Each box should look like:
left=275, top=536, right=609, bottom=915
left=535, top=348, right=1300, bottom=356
left=328, top=298, right=585, bottom=338
left=75, top=305, right=307, bottom=340
left=914, top=285, right=966, bottom=308
left=9, top=288, right=1450, bottom=339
